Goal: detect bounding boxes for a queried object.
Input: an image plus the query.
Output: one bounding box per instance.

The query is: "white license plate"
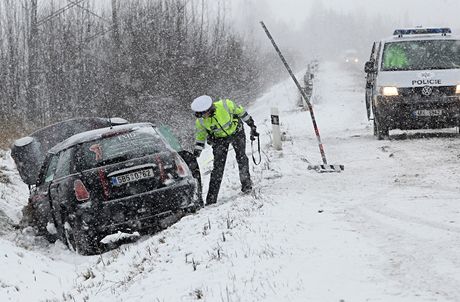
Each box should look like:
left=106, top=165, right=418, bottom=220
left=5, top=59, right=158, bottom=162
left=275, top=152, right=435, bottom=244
left=414, top=109, right=444, bottom=117
left=111, top=168, right=154, bottom=186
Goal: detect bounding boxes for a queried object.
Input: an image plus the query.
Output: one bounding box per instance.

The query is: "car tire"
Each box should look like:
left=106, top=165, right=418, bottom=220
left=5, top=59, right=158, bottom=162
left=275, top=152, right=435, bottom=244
left=44, top=227, right=57, bottom=243
left=63, top=216, right=100, bottom=255
left=178, top=150, right=204, bottom=207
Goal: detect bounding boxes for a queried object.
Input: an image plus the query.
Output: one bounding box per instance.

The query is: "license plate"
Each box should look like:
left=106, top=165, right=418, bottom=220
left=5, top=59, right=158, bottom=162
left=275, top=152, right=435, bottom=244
left=413, top=109, right=444, bottom=117
left=111, top=168, right=154, bottom=186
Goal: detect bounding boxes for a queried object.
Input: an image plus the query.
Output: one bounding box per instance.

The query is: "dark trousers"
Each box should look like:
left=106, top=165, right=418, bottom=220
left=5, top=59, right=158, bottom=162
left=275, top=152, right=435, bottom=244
left=206, top=127, right=251, bottom=204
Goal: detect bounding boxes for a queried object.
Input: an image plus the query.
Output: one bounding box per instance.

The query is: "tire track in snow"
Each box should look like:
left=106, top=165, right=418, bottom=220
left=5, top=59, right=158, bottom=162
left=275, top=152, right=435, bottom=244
left=348, top=204, right=460, bottom=301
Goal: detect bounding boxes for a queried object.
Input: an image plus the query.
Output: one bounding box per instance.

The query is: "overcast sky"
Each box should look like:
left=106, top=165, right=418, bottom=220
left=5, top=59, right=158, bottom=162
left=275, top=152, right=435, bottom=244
left=90, top=0, right=460, bottom=31
left=233, top=0, right=460, bottom=29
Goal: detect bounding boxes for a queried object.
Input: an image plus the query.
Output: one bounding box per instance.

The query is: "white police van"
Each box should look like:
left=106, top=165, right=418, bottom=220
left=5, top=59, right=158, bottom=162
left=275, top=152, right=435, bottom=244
left=364, top=27, right=460, bottom=139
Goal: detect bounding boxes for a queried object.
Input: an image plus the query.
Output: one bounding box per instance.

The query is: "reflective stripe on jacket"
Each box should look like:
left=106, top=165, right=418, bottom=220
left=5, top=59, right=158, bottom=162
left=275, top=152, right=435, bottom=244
left=194, top=99, right=250, bottom=150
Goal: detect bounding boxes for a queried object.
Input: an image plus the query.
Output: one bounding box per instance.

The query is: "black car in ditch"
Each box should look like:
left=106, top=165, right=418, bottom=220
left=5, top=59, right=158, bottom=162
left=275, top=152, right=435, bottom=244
left=18, top=122, right=201, bottom=255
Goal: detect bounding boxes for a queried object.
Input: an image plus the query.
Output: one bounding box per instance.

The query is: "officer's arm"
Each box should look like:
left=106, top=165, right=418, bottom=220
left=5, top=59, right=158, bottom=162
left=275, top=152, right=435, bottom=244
left=228, top=99, right=252, bottom=125
left=194, top=120, right=207, bottom=157
left=228, top=99, right=258, bottom=139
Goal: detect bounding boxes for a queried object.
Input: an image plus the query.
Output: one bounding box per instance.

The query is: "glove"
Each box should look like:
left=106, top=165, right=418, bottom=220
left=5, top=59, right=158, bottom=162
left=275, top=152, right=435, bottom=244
left=193, top=149, right=202, bottom=158
left=207, top=136, right=215, bottom=146
left=250, top=126, right=259, bottom=141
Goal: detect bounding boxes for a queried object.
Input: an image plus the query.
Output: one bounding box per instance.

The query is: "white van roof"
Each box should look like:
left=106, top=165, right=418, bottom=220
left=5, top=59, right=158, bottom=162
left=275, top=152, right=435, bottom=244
left=380, top=27, right=460, bottom=43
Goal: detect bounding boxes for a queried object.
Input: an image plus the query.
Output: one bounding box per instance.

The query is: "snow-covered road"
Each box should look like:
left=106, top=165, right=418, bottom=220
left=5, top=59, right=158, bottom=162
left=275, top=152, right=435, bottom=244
left=1, top=61, right=460, bottom=302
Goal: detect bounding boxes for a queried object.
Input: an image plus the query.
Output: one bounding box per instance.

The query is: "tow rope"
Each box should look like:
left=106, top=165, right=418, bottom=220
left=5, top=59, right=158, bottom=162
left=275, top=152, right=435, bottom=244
left=251, top=135, right=261, bottom=165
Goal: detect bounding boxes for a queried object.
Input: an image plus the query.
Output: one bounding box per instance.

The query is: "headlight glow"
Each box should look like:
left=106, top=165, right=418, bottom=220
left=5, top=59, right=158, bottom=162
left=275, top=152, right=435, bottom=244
left=381, top=86, right=399, bottom=96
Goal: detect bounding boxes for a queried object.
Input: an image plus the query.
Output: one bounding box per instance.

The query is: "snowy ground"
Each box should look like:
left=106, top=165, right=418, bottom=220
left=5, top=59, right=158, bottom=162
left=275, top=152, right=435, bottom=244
left=1, top=61, right=460, bottom=302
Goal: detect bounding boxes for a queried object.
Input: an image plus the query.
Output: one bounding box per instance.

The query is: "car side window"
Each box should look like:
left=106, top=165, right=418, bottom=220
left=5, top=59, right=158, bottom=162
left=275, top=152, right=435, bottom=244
left=55, top=148, right=74, bottom=179
left=44, top=155, right=59, bottom=184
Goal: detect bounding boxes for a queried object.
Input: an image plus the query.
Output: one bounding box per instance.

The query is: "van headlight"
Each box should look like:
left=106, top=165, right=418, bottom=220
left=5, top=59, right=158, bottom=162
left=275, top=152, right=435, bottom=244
left=456, top=85, right=460, bottom=94
left=381, top=86, right=399, bottom=96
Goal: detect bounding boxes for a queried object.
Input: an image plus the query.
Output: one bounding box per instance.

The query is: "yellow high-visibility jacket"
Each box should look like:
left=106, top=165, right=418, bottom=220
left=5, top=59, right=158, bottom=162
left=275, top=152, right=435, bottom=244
left=194, top=99, right=251, bottom=151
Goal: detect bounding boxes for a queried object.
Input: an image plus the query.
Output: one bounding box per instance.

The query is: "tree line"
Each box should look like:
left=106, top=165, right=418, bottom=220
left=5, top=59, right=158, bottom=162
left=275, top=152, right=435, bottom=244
left=0, top=0, right=284, bottom=149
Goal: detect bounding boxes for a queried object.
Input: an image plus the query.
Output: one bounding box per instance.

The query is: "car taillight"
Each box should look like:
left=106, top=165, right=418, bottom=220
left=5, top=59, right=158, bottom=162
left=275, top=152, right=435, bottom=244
left=98, top=168, right=109, bottom=201
left=156, top=156, right=167, bottom=184
left=175, top=155, right=190, bottom=178
left=74, top=179, right=90, bottom=202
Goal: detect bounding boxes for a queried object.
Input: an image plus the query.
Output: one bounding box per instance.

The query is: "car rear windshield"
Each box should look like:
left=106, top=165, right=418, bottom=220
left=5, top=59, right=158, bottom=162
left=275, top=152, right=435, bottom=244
left=381, top=39, right=460, bottom=71
left=77, top=126, right=169, bottom=170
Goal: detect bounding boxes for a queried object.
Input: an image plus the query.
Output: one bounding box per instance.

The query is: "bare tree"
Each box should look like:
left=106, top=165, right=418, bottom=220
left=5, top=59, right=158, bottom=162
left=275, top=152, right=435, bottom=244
left=0, top=0, right=269, bottom=150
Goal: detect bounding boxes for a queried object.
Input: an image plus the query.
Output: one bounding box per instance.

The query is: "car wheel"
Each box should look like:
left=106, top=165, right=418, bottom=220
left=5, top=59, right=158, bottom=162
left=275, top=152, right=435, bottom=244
left=21, top=203, right=54, bottom=241
left=63, top=217, right=99, bottom=255
left=192, top=179, right=204, bottom=209
left=44, top=225, right=57, bottom=243
left=373, top=114, right=389, bottom=140
left=43, top=211, right=58, bottom=243
left=63, top=221, right=77, bottom=252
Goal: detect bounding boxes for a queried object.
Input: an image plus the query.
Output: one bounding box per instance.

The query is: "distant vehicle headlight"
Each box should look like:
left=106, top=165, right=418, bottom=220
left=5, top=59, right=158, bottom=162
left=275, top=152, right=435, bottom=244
left=381, top=86, right=399, bottom=96
left=456, top=85, right=460, bottom=94
left=354, top=58, right=359, bottom=63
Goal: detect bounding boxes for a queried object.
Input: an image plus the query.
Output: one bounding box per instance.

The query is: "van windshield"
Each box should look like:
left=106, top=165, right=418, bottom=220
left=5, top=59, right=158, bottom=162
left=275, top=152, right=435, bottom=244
left=381, top=39, right=460, bottom=71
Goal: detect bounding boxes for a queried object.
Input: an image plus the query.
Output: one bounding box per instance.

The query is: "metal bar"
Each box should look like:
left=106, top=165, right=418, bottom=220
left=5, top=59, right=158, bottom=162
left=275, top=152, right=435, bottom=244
left=260, top=21, right=328, bottom=165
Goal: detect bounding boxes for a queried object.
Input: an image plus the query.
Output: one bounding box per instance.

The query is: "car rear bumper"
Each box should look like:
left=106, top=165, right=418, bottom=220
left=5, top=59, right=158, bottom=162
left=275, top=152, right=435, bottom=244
left=76, top=178, right=197, bottom=237
left=375, top=95, right=460, bottom=130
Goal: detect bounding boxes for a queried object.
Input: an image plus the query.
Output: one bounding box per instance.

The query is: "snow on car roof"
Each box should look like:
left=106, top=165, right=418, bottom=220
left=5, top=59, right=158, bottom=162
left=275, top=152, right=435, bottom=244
left=49, top=122, right=155, bottom=153
left=13, top=136, right=34, bottom=147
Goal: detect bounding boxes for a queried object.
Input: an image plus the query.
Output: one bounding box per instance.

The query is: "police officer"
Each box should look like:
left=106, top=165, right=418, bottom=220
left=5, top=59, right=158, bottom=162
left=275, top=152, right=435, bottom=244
left=191, top=95, right=258, bottom=205
left=384, top=44, right=408, bottom=69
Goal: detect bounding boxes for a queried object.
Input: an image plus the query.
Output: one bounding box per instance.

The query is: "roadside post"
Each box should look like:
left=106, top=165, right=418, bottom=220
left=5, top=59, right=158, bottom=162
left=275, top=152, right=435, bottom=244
left=271, top=107, right=282, bottom=150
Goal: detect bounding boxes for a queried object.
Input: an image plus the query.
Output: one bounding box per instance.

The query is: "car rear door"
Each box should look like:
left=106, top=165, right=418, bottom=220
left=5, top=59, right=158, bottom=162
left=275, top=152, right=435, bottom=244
left=75, top=127, right=179, bottom=202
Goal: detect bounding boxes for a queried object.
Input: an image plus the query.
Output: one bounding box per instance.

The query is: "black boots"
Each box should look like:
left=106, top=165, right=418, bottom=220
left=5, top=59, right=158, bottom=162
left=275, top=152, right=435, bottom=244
left=241, top=181, right=253, bottom=194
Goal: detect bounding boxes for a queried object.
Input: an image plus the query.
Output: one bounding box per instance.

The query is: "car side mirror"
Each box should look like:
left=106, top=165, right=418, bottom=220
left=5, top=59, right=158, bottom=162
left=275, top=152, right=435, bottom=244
left=364, top=61, right=375, bottom=73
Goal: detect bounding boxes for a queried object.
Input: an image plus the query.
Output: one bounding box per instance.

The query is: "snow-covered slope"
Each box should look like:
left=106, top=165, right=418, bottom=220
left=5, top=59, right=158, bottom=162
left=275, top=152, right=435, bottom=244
left=0, top=150, right=28, bottom=224
left=1, top=61, right=460, bottom=302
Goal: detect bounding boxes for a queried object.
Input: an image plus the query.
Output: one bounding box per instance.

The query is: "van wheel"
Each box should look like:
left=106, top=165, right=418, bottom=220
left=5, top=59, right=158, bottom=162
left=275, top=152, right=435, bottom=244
left=373, top=115, right=389, bottom=140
